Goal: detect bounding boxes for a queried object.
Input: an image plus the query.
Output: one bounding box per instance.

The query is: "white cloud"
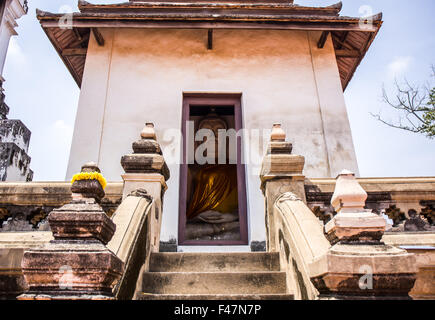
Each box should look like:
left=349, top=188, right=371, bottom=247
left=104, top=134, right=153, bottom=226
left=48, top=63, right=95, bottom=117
left=387, top=56, right=413, bottom=78
left=53, top=120, right=73, bottom=142
left=7, top=37, right=27, bottom=65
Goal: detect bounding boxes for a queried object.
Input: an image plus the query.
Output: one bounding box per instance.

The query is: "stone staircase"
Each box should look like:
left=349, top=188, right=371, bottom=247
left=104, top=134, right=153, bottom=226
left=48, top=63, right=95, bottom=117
left=139, top=252, right=293, bottom=300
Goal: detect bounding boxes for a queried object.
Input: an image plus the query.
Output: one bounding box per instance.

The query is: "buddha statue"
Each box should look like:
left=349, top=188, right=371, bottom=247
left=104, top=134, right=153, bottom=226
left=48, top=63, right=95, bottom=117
left=185, top=110, right=240, bottom=240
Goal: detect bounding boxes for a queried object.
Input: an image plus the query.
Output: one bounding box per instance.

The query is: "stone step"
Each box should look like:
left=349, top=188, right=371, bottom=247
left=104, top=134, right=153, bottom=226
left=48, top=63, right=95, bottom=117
left=139, top=293, right=294, bottom=300
left=142, top=271, right=287, bottom=295
left=149, top=252, right=280, bottom=272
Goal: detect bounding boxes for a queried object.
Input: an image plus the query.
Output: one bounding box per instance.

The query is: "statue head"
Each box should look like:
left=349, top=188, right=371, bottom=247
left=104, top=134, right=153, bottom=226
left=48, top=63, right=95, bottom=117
left=196, top=109, right=229, bottom=163
left=198, top=111, right=228, bottom=135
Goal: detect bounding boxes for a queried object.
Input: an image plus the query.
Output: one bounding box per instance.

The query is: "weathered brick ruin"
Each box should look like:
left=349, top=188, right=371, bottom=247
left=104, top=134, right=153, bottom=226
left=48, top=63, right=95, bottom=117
left=0, top=0, right=32, bottom=182
left=0, top=81, right=33, bottom=182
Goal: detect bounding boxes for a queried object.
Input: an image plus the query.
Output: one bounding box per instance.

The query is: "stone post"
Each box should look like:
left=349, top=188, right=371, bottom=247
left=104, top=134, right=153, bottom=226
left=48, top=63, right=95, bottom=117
left=325, top=170, right=387, bottom=244
left=120, top=123, right=170, bottom=253
left=310, top=170, right=417, bottom=299
left=260, top=124, right=306, bottom=252
left=18, top=162, right=123, bottom=300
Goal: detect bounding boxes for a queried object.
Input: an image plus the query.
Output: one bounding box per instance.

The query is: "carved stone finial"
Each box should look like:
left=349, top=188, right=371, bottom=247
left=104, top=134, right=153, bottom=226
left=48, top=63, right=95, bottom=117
left=266, top=124, right=293, bottom=155
left=71, top=162, right=105, bottom=201
left=330, top=169, right=367, bottom=213
left=325, top=169, right=386, bottom=244
left=140, top=122, right=156, bottom=140
left=260, top=124, right=303, bottom=195
left=121, top=123, right=170, bottom=181
left=81, top=161, right=100, bottom=173
left=271, top=123, right=286, bottom=142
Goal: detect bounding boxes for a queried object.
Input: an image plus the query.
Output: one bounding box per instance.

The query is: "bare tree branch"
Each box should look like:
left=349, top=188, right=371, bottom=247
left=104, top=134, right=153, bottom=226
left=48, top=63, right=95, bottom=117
left=370, top=112, right=421, bottom=133
left=372, top=65, right=435, bottom=138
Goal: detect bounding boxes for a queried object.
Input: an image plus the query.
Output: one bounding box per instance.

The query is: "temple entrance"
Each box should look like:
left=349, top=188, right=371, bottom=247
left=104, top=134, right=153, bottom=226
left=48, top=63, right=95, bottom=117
left=178, top=94, right=248, bottom=245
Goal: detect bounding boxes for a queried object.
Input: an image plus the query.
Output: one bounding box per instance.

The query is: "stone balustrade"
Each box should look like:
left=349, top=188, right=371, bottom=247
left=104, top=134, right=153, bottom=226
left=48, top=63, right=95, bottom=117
left=109, top=122, right=170, bottom=299
left=310, top=170, right=416, bottom=299
left=273, top=192, right=331, bottom=299
left=305, top=177, right=435, bottom=232
left=0, top=122, right=433, bottom=299
left=0, top=181, right=122, bottom=232
left=261, top=124, right=420, bottom=300
left=18, top=162, right=123, bottom=300
left=0, top=123, right=171, bottom=300
left=107, top=193, right=153, bottom=299
left=120, top=122, right=170, bottom=256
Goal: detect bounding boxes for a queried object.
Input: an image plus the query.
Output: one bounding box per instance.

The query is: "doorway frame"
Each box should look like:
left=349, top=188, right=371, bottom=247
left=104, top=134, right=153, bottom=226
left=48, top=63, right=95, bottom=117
left=178, top=93, right=249, bottom=246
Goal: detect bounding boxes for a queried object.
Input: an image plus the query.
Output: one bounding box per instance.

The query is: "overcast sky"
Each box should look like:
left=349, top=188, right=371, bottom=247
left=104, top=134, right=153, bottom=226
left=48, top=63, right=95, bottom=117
left=3, top=0, right=435, bottom=181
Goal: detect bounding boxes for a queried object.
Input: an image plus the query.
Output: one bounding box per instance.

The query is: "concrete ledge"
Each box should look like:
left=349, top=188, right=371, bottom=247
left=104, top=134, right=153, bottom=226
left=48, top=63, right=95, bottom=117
left=0, top=231, right=53, bottom=299
left=305, top=177, right=435, bottom=200
left=382, top=232, right=435, bottom=299
left=0, top=182, right=123, bottom=206
left=0, top=182, right=123, bottom=224
left=0, top=231, right=53, bottom=248
left=383, top=232, right=435, bottom=247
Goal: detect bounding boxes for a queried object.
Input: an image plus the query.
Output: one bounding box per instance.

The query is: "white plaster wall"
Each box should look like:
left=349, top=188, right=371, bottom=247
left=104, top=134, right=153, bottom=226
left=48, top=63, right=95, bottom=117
left=66, top=30, right=115, bottom=177
left=308, top=32, right=359, bottom=177
left=67, top=28, right=358, bottom=245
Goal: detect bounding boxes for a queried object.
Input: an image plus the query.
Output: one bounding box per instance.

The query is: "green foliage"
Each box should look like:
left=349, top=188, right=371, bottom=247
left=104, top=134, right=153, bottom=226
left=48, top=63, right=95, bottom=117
left=421, top=87, right=435, bottom=138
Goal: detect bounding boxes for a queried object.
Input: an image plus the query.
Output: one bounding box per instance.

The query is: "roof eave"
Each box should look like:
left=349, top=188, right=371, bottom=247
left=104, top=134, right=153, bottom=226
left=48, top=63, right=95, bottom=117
left=37, top=14, right=380, bottom=33
left=35, top=7, right=383, bottom=91
left=341, top=18, right=383, bottom=90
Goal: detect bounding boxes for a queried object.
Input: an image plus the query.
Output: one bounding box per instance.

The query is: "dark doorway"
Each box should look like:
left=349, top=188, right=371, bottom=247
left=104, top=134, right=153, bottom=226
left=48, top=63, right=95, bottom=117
left=178, top=93, right=248, bottom=245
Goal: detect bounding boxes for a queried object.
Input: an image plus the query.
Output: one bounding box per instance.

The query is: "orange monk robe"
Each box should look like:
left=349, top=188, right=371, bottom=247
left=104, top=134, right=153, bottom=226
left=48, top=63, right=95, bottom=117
left=186, top=165, right=238, bottom=220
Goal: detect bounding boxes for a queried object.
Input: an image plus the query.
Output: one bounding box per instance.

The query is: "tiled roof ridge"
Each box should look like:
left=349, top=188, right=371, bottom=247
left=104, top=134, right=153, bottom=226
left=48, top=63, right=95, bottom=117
left=76, top=0, right=343, bottom=13
left=36, top=10, right=382, bottom=23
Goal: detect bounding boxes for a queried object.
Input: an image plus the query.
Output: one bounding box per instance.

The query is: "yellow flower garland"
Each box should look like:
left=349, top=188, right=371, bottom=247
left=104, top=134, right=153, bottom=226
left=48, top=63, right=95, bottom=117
left=71, top=171, right=107, bottom=190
